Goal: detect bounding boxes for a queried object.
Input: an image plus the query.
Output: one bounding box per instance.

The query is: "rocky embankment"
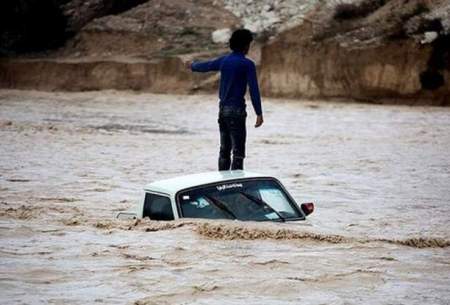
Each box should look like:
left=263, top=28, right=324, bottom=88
left=0, top=0, right=241, bottom=92
left=0, top=0, right=449, bottom=104
left=260, top=0, right=450, bottom=105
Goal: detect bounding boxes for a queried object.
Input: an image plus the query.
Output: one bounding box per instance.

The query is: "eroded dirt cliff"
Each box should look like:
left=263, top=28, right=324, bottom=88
left=0, top=0, right=448, bottom=104
left=260, top=0, right=450, bottom=104
left=0, top=57, right=199, bottom=92
left=0, top=0, right=241, bottom=92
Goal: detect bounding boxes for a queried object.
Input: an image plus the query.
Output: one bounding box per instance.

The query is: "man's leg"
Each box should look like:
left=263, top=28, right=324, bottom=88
left=229, top=116, right=247, bottom=170
left=218, top=116, right=232, bottom=171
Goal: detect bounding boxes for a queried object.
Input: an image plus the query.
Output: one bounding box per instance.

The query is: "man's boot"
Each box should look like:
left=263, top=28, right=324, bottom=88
left=231, top=157, right=244, bottom=170
left=219, top=157, right=231, bottom=171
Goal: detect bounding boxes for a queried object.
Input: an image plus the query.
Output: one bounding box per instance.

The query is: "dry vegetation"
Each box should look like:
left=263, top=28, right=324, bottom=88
left=333, top=0, right=388, bottom=20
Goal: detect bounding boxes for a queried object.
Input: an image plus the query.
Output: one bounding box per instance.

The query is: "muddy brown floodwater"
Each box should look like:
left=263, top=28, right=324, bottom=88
left=1, top=90, right=449, bottom=305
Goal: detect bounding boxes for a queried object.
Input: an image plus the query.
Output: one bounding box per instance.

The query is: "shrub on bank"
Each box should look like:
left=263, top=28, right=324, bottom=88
left=334, top=0, right=388, bottom=20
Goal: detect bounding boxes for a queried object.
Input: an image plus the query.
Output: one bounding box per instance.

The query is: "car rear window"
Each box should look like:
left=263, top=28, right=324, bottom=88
left=177, top=179, right=303, bottom=221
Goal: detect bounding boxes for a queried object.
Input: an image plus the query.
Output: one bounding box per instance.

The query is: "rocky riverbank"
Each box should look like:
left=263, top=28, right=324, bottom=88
left=259, top=0, right=450, bottom=105
left=0, top=0, right=448, bottom=104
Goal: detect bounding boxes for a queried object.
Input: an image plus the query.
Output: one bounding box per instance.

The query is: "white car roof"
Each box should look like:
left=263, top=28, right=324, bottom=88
left=144, top=170, right=267, bottom=195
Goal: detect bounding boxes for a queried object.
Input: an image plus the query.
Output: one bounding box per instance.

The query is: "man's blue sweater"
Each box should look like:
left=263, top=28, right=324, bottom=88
left=191, top=51, right=262, bottom=116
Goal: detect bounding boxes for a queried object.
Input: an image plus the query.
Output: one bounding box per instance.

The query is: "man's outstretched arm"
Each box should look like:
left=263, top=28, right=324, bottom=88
left=189, top=56, right=224, bottom=73
left=247, top=62, right=264, bottom=128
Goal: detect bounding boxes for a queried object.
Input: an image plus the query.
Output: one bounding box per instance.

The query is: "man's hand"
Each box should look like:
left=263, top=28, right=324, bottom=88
left=255, top=115, right=264, bottom=128
left=185, top=60, right=193, bottom=70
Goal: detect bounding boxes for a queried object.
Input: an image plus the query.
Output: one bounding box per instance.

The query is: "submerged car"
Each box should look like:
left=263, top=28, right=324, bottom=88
left=117, top=171, right=314, bottom=222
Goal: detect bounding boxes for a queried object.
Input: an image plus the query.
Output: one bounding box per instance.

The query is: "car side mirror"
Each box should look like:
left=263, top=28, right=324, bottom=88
left=300, top=202, right=314, bottom=216
left=116, top=211, right=137, bottom=220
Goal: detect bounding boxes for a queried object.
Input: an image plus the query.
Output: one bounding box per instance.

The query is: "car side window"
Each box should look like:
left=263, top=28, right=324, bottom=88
left=143, top=193, right=174, bottom=220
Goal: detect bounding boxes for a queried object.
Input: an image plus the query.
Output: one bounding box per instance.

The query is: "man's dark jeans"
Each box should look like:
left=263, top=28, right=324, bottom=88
left=218, top=106, right=247, bottom=171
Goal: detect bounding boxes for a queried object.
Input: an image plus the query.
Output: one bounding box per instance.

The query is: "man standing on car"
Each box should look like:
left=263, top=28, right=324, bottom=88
left=187, top=28, right=263, bottom=171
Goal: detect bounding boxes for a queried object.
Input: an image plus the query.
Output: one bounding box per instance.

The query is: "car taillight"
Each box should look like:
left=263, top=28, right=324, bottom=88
left=301, top=202, right=314, bottom=216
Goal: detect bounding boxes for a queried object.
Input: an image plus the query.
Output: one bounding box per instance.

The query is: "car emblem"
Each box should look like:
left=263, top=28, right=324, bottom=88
left=216, top=183, right=243, bottom=191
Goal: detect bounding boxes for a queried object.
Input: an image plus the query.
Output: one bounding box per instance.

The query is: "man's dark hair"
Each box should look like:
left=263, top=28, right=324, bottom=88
left=229, top=29, right=253, bottom=52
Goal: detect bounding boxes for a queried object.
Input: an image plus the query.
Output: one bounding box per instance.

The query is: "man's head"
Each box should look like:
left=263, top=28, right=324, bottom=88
left=229, top=29, right=253, bottom=54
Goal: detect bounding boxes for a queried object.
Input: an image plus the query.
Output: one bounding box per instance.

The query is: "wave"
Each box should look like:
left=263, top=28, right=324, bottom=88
left=5, top=206, right=445, bottom=250
left=194, top=222, right=450, bottom=249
